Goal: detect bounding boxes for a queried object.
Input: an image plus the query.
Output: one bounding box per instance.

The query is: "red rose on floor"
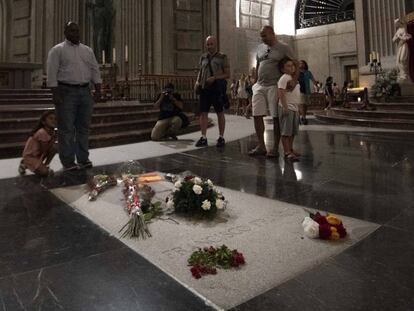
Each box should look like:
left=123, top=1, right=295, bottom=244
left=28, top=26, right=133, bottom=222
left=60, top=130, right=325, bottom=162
left=313, top=212, right=328, bottom=225
left=191, top=266, right=202, bottom=279
left=319, top=223, right=332, bottom=239
left=336, top=223, right=347, bottom=238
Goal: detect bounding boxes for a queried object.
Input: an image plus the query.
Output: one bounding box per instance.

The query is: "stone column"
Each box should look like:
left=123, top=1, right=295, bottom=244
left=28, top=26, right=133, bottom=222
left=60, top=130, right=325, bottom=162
left=0, top=0, right=11, bottom=62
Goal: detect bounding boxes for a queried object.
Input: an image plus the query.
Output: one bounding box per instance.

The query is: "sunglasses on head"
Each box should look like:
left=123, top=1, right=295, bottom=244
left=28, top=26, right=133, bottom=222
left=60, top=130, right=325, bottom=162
left=264, top=48, right=271, bottom=59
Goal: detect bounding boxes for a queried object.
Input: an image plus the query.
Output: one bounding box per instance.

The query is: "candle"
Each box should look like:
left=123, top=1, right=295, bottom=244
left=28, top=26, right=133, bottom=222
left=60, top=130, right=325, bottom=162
left=125, top=45, right=128, bottom=62
left=369, top=52, right=373, bottom=63
left=357, top=97, right=361, bottom=102
left=112, top=48, right=116, bottom=64
left=102, top=50, right=105, bottom=65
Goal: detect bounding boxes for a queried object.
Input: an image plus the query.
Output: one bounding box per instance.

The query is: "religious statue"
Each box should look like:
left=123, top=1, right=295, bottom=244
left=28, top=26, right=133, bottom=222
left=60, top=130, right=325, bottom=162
left=393, top=18, right=412, bottom=82
left=86, top=0, right=115, bottom=63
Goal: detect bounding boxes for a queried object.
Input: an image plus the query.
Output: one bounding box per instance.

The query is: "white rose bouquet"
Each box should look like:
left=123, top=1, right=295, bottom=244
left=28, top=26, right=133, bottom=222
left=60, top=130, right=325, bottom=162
left=166, top=175, right=226, bottom=218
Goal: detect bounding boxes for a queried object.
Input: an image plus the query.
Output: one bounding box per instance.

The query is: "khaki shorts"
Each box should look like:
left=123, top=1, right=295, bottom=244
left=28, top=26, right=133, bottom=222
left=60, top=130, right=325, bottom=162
left=278, top=107, right=299, bottom=136
left=252, top=83, right=278, bottom=117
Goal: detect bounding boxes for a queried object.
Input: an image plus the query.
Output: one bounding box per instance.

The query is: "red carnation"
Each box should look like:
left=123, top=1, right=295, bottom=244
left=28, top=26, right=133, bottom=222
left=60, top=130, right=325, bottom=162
left=336, top=223, right=347, bottom=238
left=190, top=266, right=202, bottom=279
left=184, top=175, right=195, bottom=181
left=313, top=213, right=328, bottom=225
left=319, top=224, right=332, bottom=239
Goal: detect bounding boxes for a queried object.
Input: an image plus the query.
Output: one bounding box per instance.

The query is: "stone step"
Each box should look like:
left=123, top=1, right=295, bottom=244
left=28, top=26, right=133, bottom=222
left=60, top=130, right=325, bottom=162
left=0, top=102, right=154, bottom=118
left=0, top=110, right=160, bottom=130
left=330, top=108, right=414, bottom=120
left=0, top=118, right=203, bottom=159
left=0, top=114, right=195, bottom=143
left=0, top=88, right=51, bottom=94
left=0, top=93, right=52, bottom=99
left=0, top=98, right=52, bottom=105
left=314, top=111, right=414, bottom=130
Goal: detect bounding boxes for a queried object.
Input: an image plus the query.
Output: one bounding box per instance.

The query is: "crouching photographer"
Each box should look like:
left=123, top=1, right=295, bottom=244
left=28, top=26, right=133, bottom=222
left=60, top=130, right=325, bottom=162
left=151, top=83, right=189, bottom=141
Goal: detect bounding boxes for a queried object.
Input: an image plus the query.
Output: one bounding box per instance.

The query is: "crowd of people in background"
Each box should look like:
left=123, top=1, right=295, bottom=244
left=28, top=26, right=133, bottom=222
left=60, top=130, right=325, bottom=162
left=18, top=21, right=355, bottom=177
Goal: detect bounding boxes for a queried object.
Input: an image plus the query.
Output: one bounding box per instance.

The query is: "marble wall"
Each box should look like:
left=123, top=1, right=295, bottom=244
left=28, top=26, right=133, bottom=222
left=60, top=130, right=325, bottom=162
left=295, top=21, right=357, bottom=88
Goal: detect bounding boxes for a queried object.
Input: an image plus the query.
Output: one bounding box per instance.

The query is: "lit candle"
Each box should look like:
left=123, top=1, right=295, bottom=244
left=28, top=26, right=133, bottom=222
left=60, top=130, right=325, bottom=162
left=357, top=97, right=361, bottom=102
left=125, top=45, right=128, bottom=62
left=102, top=50, right=105, bottom=65
left=369, top=52, right=373, bottom=63
left=112, top=48, right=116, bottom=64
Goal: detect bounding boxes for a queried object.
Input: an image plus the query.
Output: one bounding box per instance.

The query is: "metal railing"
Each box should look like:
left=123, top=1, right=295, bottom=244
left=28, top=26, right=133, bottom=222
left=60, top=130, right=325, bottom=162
left=114, top=74, right=198, bottom=102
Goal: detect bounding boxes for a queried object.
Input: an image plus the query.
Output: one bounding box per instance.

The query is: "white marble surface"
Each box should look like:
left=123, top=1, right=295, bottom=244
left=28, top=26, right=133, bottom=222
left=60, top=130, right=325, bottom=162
left=52, top=181, right=379, bottom=310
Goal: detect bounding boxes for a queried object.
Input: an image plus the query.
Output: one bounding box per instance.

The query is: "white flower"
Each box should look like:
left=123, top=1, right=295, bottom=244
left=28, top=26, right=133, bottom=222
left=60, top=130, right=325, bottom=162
left=201, top=200, right=211, bottom=210
left=193, top=184, right=203, bottom=195
left=174, top=180, right=182, bottom=189
left=216, top=199, right=225, bottom=210
left=166, top=199, right=174, bottom=209
left=302, top=217, right=319, bottom=239
left=207, top=179, right=214, bottom=188
left=193, top=177, right=202, bottom=185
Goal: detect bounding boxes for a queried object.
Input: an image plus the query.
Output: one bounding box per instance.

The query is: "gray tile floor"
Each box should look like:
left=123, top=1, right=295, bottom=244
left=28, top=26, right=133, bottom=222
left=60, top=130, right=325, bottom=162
left=1, top=121, right=413, bottom=310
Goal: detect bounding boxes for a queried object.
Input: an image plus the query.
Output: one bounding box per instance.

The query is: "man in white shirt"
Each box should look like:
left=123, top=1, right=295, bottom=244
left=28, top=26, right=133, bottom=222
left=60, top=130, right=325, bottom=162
left=47, top=21, right=101, bottom=171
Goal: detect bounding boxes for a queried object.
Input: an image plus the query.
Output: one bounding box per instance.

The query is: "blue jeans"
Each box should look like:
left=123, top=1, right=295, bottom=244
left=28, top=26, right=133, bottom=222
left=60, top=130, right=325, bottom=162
left=55, top=85, right=93, bottom=166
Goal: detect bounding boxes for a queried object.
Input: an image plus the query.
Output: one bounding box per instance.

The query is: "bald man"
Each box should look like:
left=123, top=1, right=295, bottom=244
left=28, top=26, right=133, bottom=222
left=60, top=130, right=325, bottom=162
left=194, top=35, right=230, bottom=148
left=249, top=26, right=296, bottom=157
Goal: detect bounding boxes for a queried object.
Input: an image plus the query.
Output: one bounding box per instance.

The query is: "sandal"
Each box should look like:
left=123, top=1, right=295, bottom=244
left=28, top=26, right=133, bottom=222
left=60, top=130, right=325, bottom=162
left=248, top=146, right=267, bottom=156
left=291, top=150, right=301, bottom=157
left=285, top=153, right=299, bottom=162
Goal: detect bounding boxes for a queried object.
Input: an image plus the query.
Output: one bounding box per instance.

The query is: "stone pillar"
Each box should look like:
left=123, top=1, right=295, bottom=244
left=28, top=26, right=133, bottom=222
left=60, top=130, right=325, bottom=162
left=0, top=0, right=11, bottom=62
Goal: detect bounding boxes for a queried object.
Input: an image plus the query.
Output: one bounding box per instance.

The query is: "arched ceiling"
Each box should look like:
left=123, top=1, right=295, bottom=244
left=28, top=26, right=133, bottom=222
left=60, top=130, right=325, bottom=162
left=296, top=0, right=355, bottom=29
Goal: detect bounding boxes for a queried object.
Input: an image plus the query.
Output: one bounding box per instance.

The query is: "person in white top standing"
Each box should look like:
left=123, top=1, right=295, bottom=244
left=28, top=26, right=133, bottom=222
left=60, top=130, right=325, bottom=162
left=47, top=21, right=102, bottom=171
left=249, top=26, right=296, bottom=157
left=278, top=57, right=301, bottom=161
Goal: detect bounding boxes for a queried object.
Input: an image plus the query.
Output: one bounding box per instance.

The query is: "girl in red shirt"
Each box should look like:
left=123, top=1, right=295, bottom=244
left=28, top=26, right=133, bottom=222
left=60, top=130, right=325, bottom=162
left=19, top=111, right=57, bottom=177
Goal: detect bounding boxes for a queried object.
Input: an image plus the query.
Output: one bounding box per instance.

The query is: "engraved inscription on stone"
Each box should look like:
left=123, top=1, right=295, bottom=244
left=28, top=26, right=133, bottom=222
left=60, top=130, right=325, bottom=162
left=161, top=218, right=272, bottom=259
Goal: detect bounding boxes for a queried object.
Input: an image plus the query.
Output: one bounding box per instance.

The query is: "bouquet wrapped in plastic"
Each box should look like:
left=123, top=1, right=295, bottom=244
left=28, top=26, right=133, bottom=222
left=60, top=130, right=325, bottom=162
left=119, top=175, right=162, bottom=239
left=87, top=175, right=117, bottom=201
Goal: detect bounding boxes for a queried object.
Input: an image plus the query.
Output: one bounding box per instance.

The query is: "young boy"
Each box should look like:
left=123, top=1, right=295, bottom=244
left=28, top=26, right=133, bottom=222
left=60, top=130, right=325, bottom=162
left=278, top=57, right=301, bottom=161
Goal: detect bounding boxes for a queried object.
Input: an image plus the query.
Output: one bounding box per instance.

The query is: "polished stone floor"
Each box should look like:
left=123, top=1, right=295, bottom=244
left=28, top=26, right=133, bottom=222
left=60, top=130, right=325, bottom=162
left=1, top=124, right=414, bottom=310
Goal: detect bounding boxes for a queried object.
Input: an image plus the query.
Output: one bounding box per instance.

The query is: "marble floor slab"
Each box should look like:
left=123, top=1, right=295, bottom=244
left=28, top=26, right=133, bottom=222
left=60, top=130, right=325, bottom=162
left=52, top=180, right=379, bottom=310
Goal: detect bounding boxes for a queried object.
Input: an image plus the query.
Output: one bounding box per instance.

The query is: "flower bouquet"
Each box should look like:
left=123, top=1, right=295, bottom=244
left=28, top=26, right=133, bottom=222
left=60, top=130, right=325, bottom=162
left=166, top=175, right=226, bottom=218
left=87, top=174, right=118, bottom=201
left=302, top=211, right=347, bottom=240
left=188, top=245, right=246, bottom=279
left=119, top=175, right=162, bottom=239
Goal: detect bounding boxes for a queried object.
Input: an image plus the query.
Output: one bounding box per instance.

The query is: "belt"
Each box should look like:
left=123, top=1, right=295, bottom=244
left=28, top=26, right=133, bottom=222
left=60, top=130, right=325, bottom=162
left=58, top=81, right=89, bottom=88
